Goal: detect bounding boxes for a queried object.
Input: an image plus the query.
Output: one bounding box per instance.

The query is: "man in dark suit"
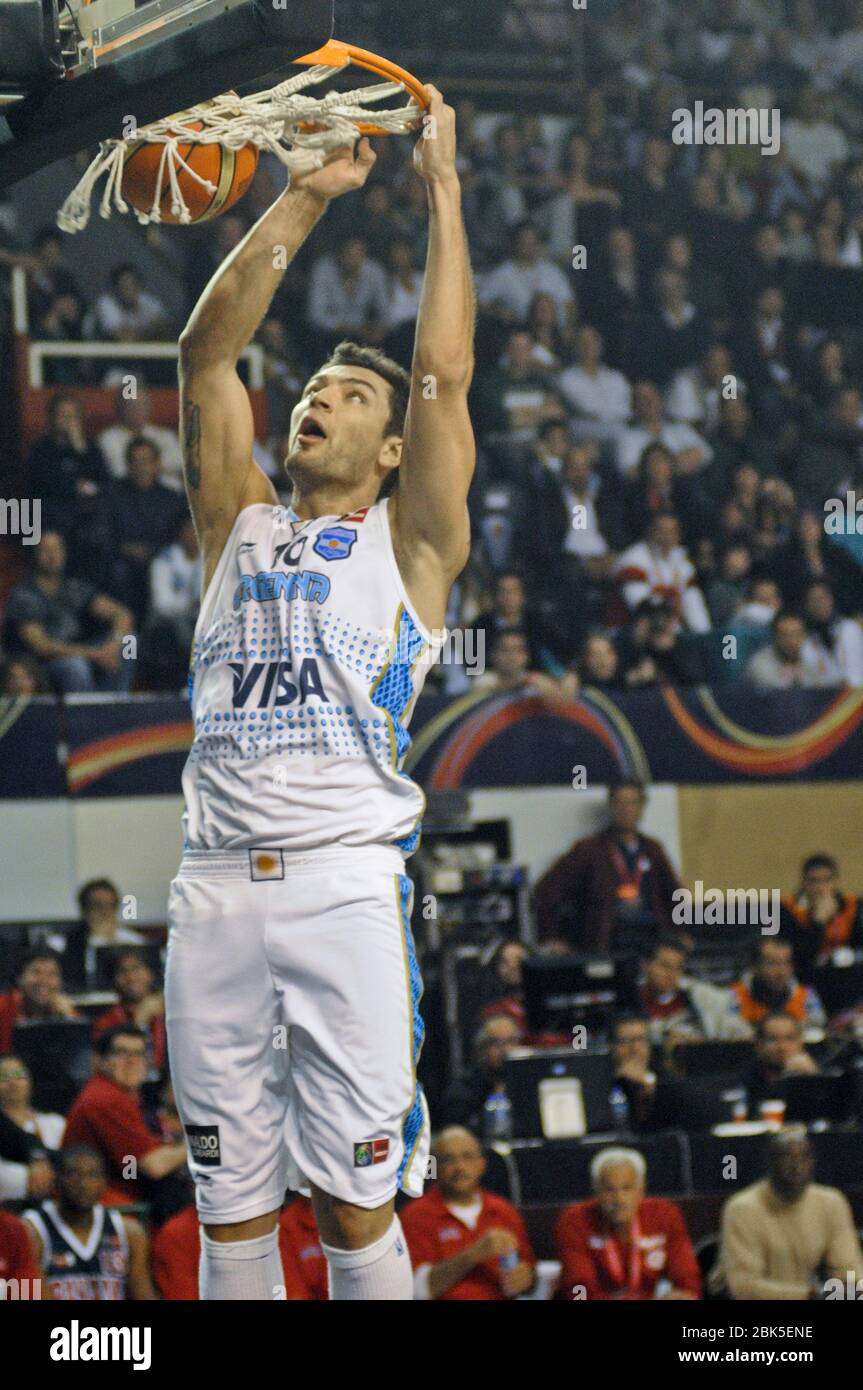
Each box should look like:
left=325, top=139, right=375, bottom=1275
left=532, top=781, right=680, bottom=951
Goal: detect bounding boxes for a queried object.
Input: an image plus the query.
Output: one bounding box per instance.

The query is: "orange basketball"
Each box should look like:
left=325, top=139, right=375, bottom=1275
left=121, top=101, right=259, bottom=224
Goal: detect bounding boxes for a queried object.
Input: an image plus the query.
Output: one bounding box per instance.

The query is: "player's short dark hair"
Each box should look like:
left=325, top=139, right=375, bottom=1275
left=802, top=853, right=837, bottom=876
left=95, top=1024, right=148, bottom=1057
left=77, top=877, right=120, bottom=914
left=57, top=1144, right=106, bottom=1175
left=320, top=341, right=410, bottom=498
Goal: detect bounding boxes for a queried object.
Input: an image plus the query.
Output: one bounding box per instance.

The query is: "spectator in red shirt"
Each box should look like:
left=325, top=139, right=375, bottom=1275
left=400, top=1127, right=536, bottom=1300
left=63, top=1025, right=186, bottom=1205
left=556, top=1146, right=701, bottom=1300
left=532, top=781, right=680, bottom=952
left=93, top=950, right=166, bottom=1073
left=0, top=947, right=79, bottom=1054
left=0, top=1208, right=43, bottom=1299
left=151, top=1198, right=323, bottom=1300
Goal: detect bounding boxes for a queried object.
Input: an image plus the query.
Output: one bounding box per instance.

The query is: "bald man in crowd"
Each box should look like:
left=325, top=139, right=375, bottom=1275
left=400, top=1127, right=536, bottom=1300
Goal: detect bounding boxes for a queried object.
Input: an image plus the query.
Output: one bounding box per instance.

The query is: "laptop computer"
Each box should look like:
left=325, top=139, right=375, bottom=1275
left=504, top=1047, right=615, bottom=1139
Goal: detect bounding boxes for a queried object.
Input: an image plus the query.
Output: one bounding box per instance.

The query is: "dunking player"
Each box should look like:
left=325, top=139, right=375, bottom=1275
left=165, top=88, right=475, bottom=1300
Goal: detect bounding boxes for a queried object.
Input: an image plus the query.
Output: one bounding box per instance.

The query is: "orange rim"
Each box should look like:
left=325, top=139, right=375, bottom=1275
left=292, top=38, right=429, bottom=136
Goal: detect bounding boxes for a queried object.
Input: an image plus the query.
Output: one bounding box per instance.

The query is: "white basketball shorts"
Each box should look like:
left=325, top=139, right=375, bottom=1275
left=164, top=844, right=429, bottom=1223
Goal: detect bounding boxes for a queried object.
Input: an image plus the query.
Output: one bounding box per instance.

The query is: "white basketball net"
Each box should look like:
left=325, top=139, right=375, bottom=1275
left=56, top=59, right=421, bottom=233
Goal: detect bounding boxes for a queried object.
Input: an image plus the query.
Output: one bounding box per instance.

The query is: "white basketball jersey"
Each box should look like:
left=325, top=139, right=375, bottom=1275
left=181, top=497, right=445, bottom=853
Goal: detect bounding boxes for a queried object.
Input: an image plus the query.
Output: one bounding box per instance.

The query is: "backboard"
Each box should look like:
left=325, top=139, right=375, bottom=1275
left=0, top=0, right=334, bottom=189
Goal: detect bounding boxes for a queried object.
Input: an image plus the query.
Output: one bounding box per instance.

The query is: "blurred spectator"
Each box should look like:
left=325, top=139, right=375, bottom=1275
left=151, top=1198, right=323, bottom=1300
left=22, top=227, right=84, bottom=326
left=636, top=935, right=753, bottom=1045
left=557, top=325, right=631, bottom=443
left=780, top=854, right=863, bottom=982
left=730, top=938, right=827, bottom=1030
left=26, top=392, right=110, bottom=542
left=479, top=940, right=531, bottom=1033
left=616, top=380, right=712, bottom=479
left=744, top=609, right=836, bottom=689
left=800, top=580, right=863, bottom=685
left=401, top=1127, right=536, bottom=1300
left=782, top=87, right=849, bottom=192
left=796, top=386, right=863, bottom=508
left=556, top=1146, right=701, bottom=1300
left=93, top=950, right=166, bottom=1073
left=608, top=1013, right=672, bottom=1133
left=707, top=395, right=777, bottom=480
left=532, top=781, right=680, bottom=951
left=577, top=631, right=624, bottom=690
left=473, top=330, right=563, bottom=444
left=706, top=542, right=754, bottom=626
left=637, top=268, right=705, bottom=387
left=473, top=629, right=570, bottom=699
left=143, top=516, right=201, bottom=691
left=622, top=442, right=697, bottom=546
left=615, top=512, right=711, bottom=633
left=1, top=532, right=134, bottom=696
left=0, top=655, right=47, bottom=696
left=0, top=947, right=79, bottom=1054
left=769, top=510, right=863, bottom=615
left=469, top=570, right=557, bottom=672
left=63, top=1025, right=187, bottom=1206
left=0, top=1208, right=42, bottom=1295
left=714, top=1129, right=861, bottom=1299
left=744, top=1013, right=823, bottom=1110
left=24, top=1145, right=157, bottom=1300
left=479, top=222, right=575, bottom=332
left=381, top=237, right=423, bottom=347
left=442, top=1013, right=523, bottom=1133
left=665, top=344, right=743, bottom=433
left=0, top=1055, right=64, bottom=1202
left=85, top=263, right=171, bottom=343
left=618, top=599, right=709, bottom=686
left=97, top=385, right=184, bottom=490
left=106, top=436, right=188, bottom=622
left=306, top=236, right=388, bottom=348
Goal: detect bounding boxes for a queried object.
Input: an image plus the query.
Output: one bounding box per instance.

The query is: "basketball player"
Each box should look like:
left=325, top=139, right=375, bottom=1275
left=24, top=1145, right=156, bottom=1299
left=167, top=86, right=475, bottom=1299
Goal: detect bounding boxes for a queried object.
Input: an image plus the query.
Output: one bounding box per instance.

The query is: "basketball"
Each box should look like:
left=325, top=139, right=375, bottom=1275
left=121, top=100, right=259, bottom=224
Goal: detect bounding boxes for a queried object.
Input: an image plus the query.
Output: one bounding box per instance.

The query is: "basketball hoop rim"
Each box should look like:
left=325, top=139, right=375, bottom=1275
left=292, top=38, right=430, bottom=135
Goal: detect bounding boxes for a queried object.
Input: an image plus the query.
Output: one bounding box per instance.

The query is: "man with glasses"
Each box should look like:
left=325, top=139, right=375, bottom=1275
left=63, top=1025, right=186, bottom=1206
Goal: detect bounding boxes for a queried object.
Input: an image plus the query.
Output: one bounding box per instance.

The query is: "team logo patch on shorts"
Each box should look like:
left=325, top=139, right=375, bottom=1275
left=354, top=1138, right=389, bottom=1167
left=185, top=1125, right=222, bottom=1166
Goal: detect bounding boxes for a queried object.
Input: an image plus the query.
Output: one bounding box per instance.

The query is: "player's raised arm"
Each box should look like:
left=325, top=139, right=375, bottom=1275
left=178, top=142, right=378, bottom=587
left=391, top=88, right=476, bottom=622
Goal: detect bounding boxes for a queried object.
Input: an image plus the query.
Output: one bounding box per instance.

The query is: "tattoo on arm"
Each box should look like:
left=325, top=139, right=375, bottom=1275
left=183, top=401, right=202, bottom=489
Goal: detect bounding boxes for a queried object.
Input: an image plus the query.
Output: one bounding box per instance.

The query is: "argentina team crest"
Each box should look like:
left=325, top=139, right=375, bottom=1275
left=313, top=526, right=357, bottom=561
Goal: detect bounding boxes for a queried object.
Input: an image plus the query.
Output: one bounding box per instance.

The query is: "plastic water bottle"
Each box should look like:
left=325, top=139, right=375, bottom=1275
left=609, top=1085, right=630, bottom=1133
left=483, top=1089, right=513, bottom=1143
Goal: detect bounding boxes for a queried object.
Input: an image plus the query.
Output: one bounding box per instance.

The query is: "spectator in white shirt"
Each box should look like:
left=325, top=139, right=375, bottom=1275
left=306, top=236, right=389, bottom=346
left=782, top=87, right=849, bottom=192
left=801, top=581, right=863, bottom=687
left=144, top=516, right=202, bottom=691
left=745, top=611, right=836, bottom=690
left=0, top=1055, right=65, bottom=1201
left=86, top=263, right=171, bottom=343
left=665, top=345, right=745, bottom=433
left=616, top=380, right=713, bottom=478
left=479, top=222, right=575, bottom=332
left=616, top=512, right=711, bottom=634
left=97, top=384, right=184, bottom=491
left=557, top=325, right=632, bottom=444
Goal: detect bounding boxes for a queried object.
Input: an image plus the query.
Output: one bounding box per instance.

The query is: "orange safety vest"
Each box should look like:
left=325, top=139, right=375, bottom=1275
left=731, top=978, right=809, bottom=1024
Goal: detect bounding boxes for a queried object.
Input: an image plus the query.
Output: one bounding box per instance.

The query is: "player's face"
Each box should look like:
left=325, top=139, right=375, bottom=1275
left=59, top=1155, right=106, bottom=1213
left=596, top=1164, right=644, bottom=1229
left=285, top=365, right=397, bottom=492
